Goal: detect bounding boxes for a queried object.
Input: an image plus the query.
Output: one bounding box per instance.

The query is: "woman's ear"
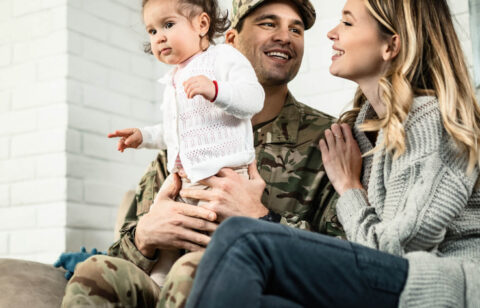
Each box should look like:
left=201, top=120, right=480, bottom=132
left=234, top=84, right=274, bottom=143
left=198, top=12, right=211, bottom=37
left=382, top=34, right=401, bottom=61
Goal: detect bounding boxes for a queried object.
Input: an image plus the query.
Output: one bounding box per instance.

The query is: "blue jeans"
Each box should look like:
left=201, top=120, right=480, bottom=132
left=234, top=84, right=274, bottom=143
left=186, top=217, right=408, bottom=308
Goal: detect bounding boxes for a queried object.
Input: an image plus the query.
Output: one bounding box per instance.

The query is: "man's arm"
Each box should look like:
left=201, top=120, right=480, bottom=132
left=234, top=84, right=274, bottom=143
left=107, top=153, right=218, bottom=273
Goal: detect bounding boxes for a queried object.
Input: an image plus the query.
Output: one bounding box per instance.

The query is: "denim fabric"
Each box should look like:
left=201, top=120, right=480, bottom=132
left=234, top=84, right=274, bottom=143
left=187, top=217, right=408, bottom=308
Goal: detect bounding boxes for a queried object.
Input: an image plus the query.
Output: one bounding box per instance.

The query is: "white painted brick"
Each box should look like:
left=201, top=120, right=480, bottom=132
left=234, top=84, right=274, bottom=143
left=84, top=181, right=127, bottom=207
left=68, top=105, right=111, bottom=135
left=66, top=228, right=113, bottom=252
left=0, top=21, right=12, bottom=45
left=132, top=149, right=158, bottom=166
left=0, top=1, right=12, bottom=22
left=11, top=178, right=66, bottom=205
left=0, top=184, right=9, bottom=207
left=42, top=0, right=67, bottom=10
left=130, top=98, right=157, bottom=122
left=67, top=30, right=83, bottom=55
left=67, top=203, right=116, bottom=230
left=108, top=71, right=155, bottom=100
left=0, top=45, right=11, bottom=67
left=109, top=26, right=146, bottom=53
left=12, top=79, right=67, bottom=110
left=0, top=158, right=35, bottom=184
left=12, top=0, right=42, bottom=17
left=0, top=109, right=37, bottom=136
left=0, top=206, right=36, bottom=230
left=82, top=37, right=130, bottom=72
left=68, top=7, right=110, bottom=41
left=67, top=178, right=83, bottom=202
left=36, top=153, right=67, bottom=178
left=83, top=132, right=133, bottom=163
left=0, top=233, right=7, bottom=254
left=84, top=85, right=131, bottom=116
left=9, top=228, right=65, bottom=254
left=67, top=154, right=145, bottom=187
left=0, top=138, right=9, bottom=159
left=131, top=55, right=155, bottom=79
left=36, top=202, right=66, bottom=227
left=0, top=67, right=13, bottom=91
left=82, top=1, right=131, bottom=26
left=12, top=41, right=31, bottom=64
left=114, top=0, right=141, bottom=12
left=8, top=252, right=64, bottom=264
left=68, top=55, right=109, bottom=87
left=37, top=54, right=68, bottom=81
left=0, top=91, right=11, bottom=112
left=34, top=30, right=68, bottom=57
left=453, top=13, right=471, bottom=43
left=449, top=0, right=469, bottom=15
left=110, top=114, right=150, bottom=135
left=66, top=129, right=82, bottom=153
left=290, top=70, right=345, bottom=97
left=11, top=62, right=36, bottom=85
left=67, top=79, right=83, bottom=104
left=11, top=130, right=65, bottom=157
left=37, top=104, right=68, bottom=130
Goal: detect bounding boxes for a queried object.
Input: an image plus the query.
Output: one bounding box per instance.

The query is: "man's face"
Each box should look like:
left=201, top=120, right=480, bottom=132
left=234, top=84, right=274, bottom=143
left=232, top=0, right=305, bottom=86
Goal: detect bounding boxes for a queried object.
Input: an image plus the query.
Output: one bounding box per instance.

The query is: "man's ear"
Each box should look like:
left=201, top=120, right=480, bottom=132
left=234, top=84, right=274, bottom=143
left=382, top=34, right=401, bottom=61
left=198, top=12, right=211, bottom=36
left=225, top=29, right=238, bottom=47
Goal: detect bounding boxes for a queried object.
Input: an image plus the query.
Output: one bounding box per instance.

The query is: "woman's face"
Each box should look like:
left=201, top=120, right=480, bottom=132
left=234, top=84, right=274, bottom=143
left=327, top=0, right=390, bottom=84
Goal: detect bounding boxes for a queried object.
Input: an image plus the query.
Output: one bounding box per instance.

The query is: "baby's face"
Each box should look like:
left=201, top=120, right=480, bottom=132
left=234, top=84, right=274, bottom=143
left=144, top=0, right=204, bottom=65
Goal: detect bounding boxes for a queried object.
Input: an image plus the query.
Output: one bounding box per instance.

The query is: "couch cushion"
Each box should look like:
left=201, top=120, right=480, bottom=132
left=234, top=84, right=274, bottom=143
left=0, top=258, right=67, bottom=308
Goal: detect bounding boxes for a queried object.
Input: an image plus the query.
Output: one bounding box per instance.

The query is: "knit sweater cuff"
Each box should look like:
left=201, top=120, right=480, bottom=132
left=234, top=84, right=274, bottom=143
left=335, top=188, right=369, bottom=228
left=399, top=252, right=465, bottom=308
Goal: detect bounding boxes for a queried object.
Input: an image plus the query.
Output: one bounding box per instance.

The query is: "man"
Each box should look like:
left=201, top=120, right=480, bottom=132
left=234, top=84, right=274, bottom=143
left=62, top=0, right=344, bottom=306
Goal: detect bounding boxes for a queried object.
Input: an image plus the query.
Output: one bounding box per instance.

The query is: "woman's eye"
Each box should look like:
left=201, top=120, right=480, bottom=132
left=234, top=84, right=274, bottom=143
left=341, top=20, right=352, bottom=26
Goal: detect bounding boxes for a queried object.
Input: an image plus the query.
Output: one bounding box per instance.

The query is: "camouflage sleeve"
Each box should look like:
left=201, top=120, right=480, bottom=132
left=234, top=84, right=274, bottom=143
left=107, top=152, right=170, bottom=273
left=312, top=181, right=347, bottom=240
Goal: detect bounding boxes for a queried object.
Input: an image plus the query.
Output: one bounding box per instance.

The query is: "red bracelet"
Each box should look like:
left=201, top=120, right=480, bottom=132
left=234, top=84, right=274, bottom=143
left=210, top=80, right=218, bottom=102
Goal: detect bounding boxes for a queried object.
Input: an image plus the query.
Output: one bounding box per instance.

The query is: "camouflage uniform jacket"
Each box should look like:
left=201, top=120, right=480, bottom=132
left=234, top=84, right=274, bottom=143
left=108, top=92, right=345, bottom=273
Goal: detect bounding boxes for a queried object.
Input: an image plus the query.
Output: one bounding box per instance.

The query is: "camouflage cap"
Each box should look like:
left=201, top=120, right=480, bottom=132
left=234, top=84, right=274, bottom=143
left=231, top=0, right=316, bottom=30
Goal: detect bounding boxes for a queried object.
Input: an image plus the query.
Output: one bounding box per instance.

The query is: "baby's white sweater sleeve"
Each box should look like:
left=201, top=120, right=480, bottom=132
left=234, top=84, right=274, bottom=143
left=213, top=44, right=264, bottom=119
left=138, top=124, right=167, bottom=149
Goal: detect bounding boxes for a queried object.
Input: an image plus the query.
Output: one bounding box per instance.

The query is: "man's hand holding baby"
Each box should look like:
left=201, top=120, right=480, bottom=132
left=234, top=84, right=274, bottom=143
left=183, top=75, right=217, bottom=101
left=108, top=128, right=143, bottom=152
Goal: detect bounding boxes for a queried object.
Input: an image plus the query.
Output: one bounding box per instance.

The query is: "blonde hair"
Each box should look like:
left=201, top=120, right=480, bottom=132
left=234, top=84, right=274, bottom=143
left=340, top=0, right=480, bottom=172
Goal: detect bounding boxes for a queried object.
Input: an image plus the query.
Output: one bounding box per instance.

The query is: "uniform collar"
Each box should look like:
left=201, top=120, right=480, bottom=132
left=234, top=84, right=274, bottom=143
left=255, top=92, right=300, bottom=144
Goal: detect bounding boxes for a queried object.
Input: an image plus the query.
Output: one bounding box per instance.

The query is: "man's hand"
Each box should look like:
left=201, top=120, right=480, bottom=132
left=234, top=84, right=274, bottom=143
left=319, top=123, right=363, bottom=195
left=183, top=75, right=216, bottom=101
left=108, top=128, right=143, bottom=152
left=134, top=173, right=218, bottom=258
left=180, top=161, right=268, bottom=222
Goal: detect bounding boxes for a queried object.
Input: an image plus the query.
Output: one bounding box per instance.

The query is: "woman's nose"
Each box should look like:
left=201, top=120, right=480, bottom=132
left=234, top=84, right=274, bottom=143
left=327, top=25, right=339, bottom=41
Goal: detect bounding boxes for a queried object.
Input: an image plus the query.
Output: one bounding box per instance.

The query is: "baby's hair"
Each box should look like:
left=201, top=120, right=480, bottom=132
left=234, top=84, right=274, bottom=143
left=142, top=0, right=230, bottom=54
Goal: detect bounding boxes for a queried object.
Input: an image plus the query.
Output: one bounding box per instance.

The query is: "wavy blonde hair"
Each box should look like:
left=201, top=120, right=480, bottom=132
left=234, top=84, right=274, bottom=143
left=340, top=0, right=480, bottom=172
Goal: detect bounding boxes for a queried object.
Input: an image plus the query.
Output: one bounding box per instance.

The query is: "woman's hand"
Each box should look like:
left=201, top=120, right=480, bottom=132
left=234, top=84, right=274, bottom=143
left=319, top=123, right=363, bottom=195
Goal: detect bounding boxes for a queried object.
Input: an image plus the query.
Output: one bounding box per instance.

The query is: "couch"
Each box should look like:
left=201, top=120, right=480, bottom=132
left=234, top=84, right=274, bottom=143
left=0, top=191, right=135, bottom=308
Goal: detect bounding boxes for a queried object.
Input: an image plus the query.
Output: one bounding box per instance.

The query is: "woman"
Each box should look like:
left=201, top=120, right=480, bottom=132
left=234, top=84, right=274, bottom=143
left=185, top=0, right=480, bottom=307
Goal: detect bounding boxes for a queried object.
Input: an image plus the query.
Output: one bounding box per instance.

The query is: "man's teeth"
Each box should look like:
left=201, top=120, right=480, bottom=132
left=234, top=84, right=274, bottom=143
left=267, top=51, right=289, bottom=59
left=333, top=50, right=345, bottom=56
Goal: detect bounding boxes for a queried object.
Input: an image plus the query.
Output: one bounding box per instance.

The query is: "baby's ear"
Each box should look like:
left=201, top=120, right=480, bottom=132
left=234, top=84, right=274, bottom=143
left=198, top=12, right=211, bottom=37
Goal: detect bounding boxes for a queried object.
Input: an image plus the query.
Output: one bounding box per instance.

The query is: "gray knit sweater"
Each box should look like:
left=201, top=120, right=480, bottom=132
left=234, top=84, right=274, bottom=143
left=336, top=96, right=480, bottom=308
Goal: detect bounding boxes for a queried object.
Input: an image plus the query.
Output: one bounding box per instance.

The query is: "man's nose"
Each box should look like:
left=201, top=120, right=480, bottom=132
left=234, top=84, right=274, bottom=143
left=272, top=27, right=291, bottom=43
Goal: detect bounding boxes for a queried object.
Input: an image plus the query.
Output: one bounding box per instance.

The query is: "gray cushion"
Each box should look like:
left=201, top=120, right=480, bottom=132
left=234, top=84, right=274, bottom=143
left=0, top=258, right=67, bottom=308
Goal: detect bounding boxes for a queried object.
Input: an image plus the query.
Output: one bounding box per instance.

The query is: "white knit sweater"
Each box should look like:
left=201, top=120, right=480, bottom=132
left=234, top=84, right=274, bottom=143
left=336, top=96, right=480, bottom=307
left=139, top=44, right=264, bottom=182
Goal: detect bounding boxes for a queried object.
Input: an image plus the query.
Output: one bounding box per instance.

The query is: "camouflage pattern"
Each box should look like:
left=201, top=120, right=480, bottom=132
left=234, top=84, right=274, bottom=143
left=62, top=92, right=345, bottom=307
left=231, top=0, right=316, bottom=30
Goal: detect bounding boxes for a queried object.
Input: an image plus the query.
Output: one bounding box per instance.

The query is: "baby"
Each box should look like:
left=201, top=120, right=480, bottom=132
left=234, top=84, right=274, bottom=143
left=108, top=0, right=264, bottom=286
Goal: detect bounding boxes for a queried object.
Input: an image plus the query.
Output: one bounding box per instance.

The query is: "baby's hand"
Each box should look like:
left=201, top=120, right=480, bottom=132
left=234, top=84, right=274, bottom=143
left=107, top=128, right=143, bottom=152
left=183, top=75, right=216, bottom=101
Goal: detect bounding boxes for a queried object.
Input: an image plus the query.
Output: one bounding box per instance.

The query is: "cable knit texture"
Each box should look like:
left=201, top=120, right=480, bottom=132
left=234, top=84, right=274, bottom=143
left=139, top=44, right=264, bottom=182
left=336, top=96, right=480, bottom=307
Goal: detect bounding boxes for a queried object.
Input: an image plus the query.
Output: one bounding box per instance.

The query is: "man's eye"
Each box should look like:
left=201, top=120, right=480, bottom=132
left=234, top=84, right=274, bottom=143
left=165, top=22, right=174, bottom=29
left=260, top=22, right=274, bottom=27
left=290, top=28, right=302, bottom=34
left=148, top=29, right=157, bottom=35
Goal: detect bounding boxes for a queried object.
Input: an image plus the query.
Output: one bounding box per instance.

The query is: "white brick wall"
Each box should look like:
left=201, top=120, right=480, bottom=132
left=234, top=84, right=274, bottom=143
left=0, top=0, right=476, bottom=263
